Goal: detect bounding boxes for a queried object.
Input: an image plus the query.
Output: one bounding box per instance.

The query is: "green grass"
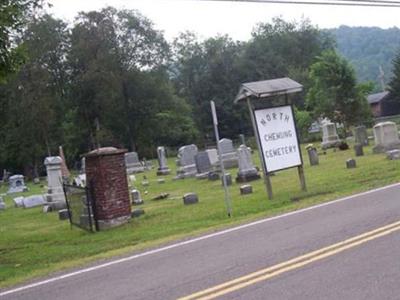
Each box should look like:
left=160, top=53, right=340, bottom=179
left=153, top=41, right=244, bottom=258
left=1, top=143, right=400, bottom=288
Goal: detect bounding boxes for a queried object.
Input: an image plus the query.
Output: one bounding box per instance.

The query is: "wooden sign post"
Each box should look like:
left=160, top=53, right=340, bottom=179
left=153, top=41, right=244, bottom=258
left=235, top=78, right=307, bottom=200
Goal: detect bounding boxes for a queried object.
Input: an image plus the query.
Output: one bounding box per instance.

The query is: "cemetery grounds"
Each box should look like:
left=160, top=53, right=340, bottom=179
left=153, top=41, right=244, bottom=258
left=1, top=141, right=400, bottom=288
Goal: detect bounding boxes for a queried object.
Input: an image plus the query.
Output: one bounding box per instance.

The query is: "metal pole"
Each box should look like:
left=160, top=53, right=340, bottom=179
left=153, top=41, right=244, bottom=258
left=246, top=98, right=273, bottom=200
left=210, top=101, right=232, bottom=217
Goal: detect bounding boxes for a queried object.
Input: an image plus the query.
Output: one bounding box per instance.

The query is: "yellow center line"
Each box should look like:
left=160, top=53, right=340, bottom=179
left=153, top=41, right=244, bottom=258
left=178, top=220, right=400, bottom=300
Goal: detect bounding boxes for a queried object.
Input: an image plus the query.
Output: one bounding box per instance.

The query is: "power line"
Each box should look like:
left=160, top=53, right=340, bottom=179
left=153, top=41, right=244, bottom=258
left=199, top=0, right=400, bottom=7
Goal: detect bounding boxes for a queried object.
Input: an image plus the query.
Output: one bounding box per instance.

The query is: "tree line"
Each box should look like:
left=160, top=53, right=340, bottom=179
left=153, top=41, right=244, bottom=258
left=1, top=3, right=398, bottom=176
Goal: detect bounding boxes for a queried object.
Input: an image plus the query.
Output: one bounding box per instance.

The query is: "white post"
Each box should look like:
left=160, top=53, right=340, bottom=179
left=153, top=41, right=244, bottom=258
left=211, top=101, right=232, bottom=217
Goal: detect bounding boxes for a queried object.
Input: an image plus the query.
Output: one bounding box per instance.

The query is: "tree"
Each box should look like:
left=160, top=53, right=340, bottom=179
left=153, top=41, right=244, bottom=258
left=68, top=7, right=195, bottom=155
left=306, top=50, right=372, bottom=131
left=0, top=14, right=69, bottom=175
left=0, top=0, right=44, bottom=82
left=388, top=50, right=400, bottom=103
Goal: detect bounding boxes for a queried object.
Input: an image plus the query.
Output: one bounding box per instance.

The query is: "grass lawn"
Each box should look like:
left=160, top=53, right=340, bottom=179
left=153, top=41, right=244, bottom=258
left=0, top=142, right=399, bottom=288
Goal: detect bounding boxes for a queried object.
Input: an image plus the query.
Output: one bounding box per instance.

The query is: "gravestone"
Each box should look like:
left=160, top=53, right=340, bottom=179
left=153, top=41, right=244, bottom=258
left=142, top=158, right=152, bottom=171
left=206, top=149, right=219, bottom=166
left=218, top=138, right=238, bottom=168
left=236, top=145, right=260, bottom=182
left=22, top=195, right=45, bottom=208
left=354, top=144, right=364, bottom=157
left=387, top=149, right=400, bottom=160
left=307, top=148, right=319, bottom=166
left=321, top=122, right=341, bottom=149
left=44, top=156, right=66, bottom=210
left=240, top=184, right=253, bottom=195
left=195, top=151, right=212, bottom=179
left=7, top=175, right=28, bottom=194
left=13, top=196, right=24, bottom=208
left=208, top=172, right=220, bottom=181
left=176, top=144, right=198, bottom=179
left=183, top=193, right=199, bottom=205
left=58, top=209, right=69, bottom=220
left=354, top=126, right=369, bottom=146
left=0, top=197, right=5, bottom=210
left=73, top=174, right=86, bottom=187
left=125, top=152, right=145, bottom=174
left=156, top=146, right=170, bottom=175
left=131, top=189, right=143, bottom=205
left=132, top=209, right=145, bottom=218
left=346, top=158, right=356, bottom=169
left=372, top=122, right=400, bottom=153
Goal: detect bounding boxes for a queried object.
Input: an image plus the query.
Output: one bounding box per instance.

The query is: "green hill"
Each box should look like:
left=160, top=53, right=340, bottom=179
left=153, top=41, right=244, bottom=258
left=328, top=26, right=400, bottom=90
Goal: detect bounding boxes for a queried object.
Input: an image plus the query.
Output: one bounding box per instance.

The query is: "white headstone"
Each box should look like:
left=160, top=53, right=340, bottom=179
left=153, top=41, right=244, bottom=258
left=321, top=122, right=340, bottom=149
left=22, top=195, right=45, bottom=208
left=7, top=175, right=28, bottom=194
left=175, top=144, right=198, bottom=178
left=44, top=156, right=66, bottom=209
left=125, top=152, right=145, bottom=174
left=206, top=149, right=219, bottom=166
left=13, top=196, right=24, bottom=208
left=218, top=139, right=238, bottom=169
left=373, top=122, right=400, bottom=153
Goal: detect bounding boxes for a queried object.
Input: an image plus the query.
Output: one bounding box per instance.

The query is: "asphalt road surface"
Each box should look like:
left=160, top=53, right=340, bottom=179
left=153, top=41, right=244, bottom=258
left=1, top=183, right=400, bottom=300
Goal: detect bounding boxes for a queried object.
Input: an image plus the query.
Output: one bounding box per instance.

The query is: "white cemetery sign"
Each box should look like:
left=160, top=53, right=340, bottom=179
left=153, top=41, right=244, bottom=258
left=254, top=105, right=302, bottom=173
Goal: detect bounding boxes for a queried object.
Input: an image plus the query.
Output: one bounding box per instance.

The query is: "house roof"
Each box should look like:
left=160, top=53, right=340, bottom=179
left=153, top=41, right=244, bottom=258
left=234, top=77, right=303, bottom=103
left=367, top=91, right=390, bottom=104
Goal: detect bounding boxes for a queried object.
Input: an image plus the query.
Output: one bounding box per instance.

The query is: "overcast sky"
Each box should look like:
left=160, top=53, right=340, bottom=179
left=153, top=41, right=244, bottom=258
left=48, top=0, right=400, bottom=41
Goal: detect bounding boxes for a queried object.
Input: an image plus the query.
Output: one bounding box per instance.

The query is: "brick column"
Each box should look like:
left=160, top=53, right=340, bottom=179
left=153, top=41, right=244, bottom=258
left=84, top=147, right=131, bottom=230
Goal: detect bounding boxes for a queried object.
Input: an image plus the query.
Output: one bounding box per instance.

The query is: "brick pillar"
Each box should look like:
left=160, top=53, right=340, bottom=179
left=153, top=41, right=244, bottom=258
left=84, top=147, right=131, bottom=230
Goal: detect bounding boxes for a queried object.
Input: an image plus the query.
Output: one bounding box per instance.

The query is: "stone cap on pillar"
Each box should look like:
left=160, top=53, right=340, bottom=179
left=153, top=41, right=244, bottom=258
left=44, top=156, right=63, bottom=166
left=84, top=147, right=127, bottom=158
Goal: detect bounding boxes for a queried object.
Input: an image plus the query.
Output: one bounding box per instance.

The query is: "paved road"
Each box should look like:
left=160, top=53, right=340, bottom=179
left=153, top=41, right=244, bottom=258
left=1, top=183, right=400, bottom=300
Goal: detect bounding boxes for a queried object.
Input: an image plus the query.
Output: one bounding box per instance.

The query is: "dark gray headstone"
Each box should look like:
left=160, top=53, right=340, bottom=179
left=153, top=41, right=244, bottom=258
left=58, top=209, right=70, bottom=220
left=208, top=172, right=220, bottom=181
left=240, top=185, right=253, bottom=195
left=157, top=146, right=170, bottom=175
left=354, top=144, right=364, bottom=157
left=354, top=125, right=369, bottom=146
left=236, top=145, right=260, bottom=182
left=131, top=209, right=145, bottom=218
left=183, top=193, right=199, bottom=205
left=307, top=148, right=319, bottom=166
left=346, top=158, right=356, bottom=169
left=195, top=151, right=212, bottom=174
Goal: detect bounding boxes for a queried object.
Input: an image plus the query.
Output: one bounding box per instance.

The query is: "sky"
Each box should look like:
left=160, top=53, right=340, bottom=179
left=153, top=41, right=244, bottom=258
left=48, top=0, right=400, bottom=41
